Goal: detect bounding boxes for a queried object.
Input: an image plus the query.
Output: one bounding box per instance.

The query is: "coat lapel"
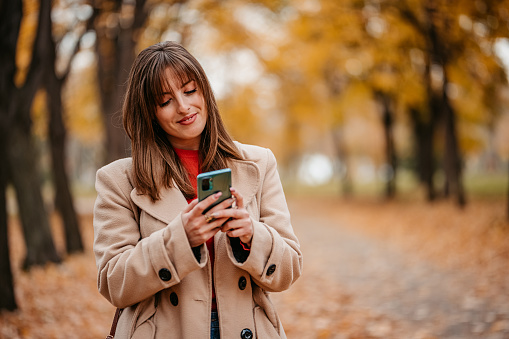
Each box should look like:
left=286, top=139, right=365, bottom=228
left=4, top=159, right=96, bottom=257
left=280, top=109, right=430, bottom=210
left=229, top=159, right=260, bottom=208
left=131, top=186, right=188, bottom=224
left=130, top=159, right=261, bottom=224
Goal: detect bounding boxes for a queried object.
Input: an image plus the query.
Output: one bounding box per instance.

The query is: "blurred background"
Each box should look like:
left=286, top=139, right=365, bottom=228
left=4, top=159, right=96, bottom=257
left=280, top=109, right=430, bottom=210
left=1, top=0, right=509, bottom=338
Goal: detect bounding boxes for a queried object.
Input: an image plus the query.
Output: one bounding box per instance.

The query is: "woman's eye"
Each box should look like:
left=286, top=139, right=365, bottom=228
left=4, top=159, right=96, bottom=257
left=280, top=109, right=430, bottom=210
left=160, top=98, right=171, bottom=107
left=184, top=89, right=197, bottom=95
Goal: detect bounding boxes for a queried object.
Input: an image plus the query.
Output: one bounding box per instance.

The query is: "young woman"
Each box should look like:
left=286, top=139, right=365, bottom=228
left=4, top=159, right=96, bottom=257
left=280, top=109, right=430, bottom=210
left=93, top=41, right=302, bottom=339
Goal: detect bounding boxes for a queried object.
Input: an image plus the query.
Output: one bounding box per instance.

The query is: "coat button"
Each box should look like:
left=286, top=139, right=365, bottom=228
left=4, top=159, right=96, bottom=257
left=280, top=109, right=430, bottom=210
left=158, top=268, right=172, bottom=281
left=170, top=292, right=178, bottom=306
left=266, top=264, right=276, bottom=276
left=240, top=328, right=253, bottom=339
left=238, top=276, right=247, bottom=290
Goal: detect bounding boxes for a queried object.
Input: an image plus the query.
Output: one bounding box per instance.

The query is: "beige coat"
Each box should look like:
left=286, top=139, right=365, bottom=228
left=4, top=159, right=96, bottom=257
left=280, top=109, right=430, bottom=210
left=93, top=143, right=303, bottom=339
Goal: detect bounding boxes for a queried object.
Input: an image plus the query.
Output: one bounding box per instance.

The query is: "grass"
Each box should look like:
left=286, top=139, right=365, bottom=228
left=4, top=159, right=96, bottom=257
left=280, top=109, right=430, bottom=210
left=283, top=169, right=509, bottom=202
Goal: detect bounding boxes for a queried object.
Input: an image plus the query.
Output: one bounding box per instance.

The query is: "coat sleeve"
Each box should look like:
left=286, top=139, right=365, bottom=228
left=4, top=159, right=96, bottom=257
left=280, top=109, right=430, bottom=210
left=228, top=148, right=303, bottom=292
left=93, top=165, right=205, bottom=308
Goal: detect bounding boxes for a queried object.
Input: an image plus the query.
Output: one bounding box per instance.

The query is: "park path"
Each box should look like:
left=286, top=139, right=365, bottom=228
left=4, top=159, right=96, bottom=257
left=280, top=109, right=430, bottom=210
left=271, top=198, right=509, bottom=339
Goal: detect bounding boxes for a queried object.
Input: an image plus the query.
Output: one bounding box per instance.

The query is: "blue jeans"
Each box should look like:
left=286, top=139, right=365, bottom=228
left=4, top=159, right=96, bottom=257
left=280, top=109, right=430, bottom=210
left=211, top=311, right=220, bottom=339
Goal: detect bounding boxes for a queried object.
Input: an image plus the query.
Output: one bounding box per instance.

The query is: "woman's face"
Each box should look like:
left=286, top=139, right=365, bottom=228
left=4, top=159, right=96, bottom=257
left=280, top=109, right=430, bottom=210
left=154, top=68, right=207, bottom=150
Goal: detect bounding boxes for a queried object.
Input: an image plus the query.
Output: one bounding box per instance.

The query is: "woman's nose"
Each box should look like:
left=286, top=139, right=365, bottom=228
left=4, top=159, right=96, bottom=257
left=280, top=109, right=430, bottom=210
left=177, top=97, right=191, bottom=113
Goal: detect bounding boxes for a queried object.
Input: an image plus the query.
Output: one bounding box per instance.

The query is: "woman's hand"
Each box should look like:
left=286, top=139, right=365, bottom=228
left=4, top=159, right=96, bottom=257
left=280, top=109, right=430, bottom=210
left=181, top=192, right=234, bottom=247
left=214, top=188, right=253, bottom=246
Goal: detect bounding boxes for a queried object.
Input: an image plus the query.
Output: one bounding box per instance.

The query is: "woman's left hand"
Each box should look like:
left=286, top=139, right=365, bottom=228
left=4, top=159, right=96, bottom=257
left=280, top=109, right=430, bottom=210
left=210, top=188, right=253, bottom=246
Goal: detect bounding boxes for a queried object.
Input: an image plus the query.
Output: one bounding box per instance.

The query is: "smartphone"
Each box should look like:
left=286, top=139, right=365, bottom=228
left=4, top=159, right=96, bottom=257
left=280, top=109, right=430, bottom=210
left=197, top=168, right=232, bottom=214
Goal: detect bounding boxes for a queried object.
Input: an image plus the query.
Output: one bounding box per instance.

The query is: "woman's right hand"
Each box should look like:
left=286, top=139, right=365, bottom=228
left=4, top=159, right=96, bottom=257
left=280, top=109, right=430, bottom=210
left=181, top=192, right=234, bottom=247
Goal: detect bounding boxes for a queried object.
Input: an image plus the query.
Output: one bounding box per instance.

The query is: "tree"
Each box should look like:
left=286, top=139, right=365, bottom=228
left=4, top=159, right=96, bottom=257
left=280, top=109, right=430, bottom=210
left=0, top=0, right=60, bottom=271
left=0, top=0, right=63, bottom=309
left=0, top=0, right=22, bottom=311
left=92, top=0, right=149, bottom=163
left=378, top=0, right=509, bottom=206
left=0, top=149, right=15, bottom=310
left=374, top=91, right=397, bottom=197
left=42, top=0, right=96, bottom=254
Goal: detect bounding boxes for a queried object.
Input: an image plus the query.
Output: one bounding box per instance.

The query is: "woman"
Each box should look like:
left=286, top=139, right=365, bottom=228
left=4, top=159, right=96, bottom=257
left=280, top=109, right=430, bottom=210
left=93, top=41, right=302, bottom=339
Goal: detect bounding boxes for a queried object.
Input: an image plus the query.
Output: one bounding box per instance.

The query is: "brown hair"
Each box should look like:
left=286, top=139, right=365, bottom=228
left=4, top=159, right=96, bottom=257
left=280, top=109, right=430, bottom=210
left=123, top=41, right=243, bottom=201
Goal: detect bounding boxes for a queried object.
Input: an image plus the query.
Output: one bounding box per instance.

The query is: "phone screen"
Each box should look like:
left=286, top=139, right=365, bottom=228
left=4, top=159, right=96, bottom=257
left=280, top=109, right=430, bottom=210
left=197, top=168, right=232, bottom=213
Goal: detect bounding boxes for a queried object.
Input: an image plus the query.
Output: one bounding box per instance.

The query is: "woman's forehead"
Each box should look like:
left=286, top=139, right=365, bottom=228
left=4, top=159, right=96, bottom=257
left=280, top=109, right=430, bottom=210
left=161, top=66, right=195, bottom=90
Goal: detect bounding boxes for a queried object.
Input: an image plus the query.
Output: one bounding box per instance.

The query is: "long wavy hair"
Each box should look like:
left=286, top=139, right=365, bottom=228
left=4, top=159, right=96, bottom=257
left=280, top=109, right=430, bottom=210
left=123, top=41, right=243, bottom=201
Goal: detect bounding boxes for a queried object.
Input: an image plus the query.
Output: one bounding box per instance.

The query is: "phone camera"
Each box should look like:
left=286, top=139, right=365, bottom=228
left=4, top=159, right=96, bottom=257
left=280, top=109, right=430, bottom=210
left=202, top=178, right=212, bottom=191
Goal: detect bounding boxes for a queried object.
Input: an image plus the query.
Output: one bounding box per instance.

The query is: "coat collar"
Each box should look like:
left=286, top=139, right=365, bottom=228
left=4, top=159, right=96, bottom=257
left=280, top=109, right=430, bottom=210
left=130, top=159, right=260, bottom=224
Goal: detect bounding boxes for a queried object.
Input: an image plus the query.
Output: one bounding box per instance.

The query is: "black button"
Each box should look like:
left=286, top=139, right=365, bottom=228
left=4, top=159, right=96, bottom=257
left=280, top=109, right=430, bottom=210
left=240, top=328, right=253, bottom=339
left=238, top=276, right=247, bottom=290
left=158, top=268, right=172, bottom=281
left=170, top=292, right=178, bottom=306
left=266, top=264, right=276, bottom=276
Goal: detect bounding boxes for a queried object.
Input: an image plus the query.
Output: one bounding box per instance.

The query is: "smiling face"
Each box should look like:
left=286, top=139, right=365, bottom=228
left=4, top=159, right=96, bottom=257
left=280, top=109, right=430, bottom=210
left=154, top=68, right=207, bottom=150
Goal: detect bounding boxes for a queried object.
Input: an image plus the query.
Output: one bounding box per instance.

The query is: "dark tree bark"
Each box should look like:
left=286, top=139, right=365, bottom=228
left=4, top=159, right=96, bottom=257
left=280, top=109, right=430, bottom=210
left=46, top=77, right=84, bottom=254
left=399, top=0, right=466, bottom=207
left=93, top=0, right=149, bottom=164
left=8, top=116, right=61, bottom=268
left=424, top=2, right=466, bottom=207
left=42, top=0, right=85, bottom=254
left=441, top=71, right=466, bottom=207
left=1, top=0, right=60, bottom=270
left=375, top=91, right=397, bottom=199
left=410, top=107, right=436, bottom=201
left=331, top=128, right=352, bottom=197
left=0, top=0, right=21, bottom=311
left=0, top=149, right=15, bottom=311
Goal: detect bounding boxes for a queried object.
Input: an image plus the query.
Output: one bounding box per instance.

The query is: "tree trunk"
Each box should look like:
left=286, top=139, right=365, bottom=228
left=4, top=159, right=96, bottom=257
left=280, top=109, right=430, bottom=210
left=47, top=79, right=84, bottom=254
left=42, top=0, right=83, bottom=254
left=426, top=0, right=465, bottom=207
left=410, top=107, right=436, bottom=201
left=441, top=73, right=466, bottom=207
left=331, top=128, right=352, bottom=197
left=4, top=0, right=61, bottom=269
left=94, top=0, right=148, bottom=164
left=376, top=91, right=397, bottom=199
left=0, top=130, right=16, bottom=311
left=0, top=0, right=21, bottom=310
left=8, top=109, right=61, bottom=268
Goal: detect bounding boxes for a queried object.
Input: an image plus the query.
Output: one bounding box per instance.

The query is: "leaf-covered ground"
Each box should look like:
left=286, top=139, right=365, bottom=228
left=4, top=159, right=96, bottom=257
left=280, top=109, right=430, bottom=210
left=275, top=197, right=509, bottom=339
left=1, top=197, right=508, bottom=338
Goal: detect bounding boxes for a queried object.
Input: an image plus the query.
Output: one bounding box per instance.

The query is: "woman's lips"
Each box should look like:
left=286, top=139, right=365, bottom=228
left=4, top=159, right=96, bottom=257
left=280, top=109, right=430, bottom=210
left=178, top=113, right=197, bottom=125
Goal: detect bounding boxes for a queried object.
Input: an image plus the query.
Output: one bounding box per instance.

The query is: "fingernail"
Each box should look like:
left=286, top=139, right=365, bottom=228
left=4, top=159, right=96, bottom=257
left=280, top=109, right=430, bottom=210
left=230, top=187, right=236, bottom=192
left=214, top=192, right=222, bottom=198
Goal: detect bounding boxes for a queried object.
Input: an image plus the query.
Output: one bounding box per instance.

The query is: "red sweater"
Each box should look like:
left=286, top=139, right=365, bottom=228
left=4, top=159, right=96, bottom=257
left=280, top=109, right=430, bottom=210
left=174, top=148, right=217, bottom=311
left=174, top=148, right=251, bottom=311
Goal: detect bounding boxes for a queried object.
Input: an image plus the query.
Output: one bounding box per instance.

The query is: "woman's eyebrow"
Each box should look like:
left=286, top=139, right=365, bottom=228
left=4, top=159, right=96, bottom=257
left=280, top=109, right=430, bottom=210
left=180, top=79, right=194, bottom=88
left=161, top=80, right=194, bottom=95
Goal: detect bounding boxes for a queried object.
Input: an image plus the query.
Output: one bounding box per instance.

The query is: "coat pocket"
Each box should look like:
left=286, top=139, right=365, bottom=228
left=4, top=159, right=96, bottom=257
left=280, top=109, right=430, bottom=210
left=131, top=317, right=156, bottom=339
left=253, top=306, right=280, bottom=338
left=128, top=296, right=158, bottom=339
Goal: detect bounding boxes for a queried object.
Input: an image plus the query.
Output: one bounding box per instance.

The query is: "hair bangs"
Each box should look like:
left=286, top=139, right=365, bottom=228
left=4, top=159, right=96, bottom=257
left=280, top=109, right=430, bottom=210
left=154, top=55, right=202, bottom=106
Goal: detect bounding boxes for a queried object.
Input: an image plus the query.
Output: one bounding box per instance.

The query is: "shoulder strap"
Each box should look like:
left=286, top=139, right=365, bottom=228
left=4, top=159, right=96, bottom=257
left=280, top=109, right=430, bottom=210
left=106, top=308, right=122, bottom=339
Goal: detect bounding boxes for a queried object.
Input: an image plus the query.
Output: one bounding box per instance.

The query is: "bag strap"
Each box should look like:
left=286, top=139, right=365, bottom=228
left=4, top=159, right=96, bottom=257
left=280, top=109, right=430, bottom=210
left=106, top=308, right=122, bottom=339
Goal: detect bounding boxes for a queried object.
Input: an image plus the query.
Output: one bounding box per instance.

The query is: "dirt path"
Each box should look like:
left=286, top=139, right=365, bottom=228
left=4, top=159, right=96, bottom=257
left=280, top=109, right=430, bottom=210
left=272, top=198, right=509, bottom=339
